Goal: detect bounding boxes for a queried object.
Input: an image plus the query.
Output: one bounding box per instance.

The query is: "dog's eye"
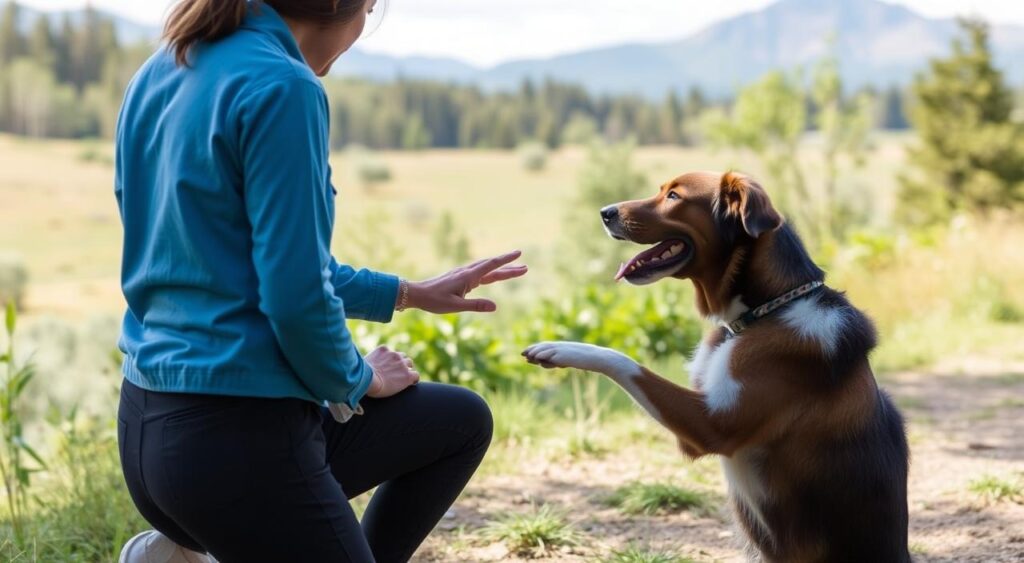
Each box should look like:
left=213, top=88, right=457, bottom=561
left=666, top=191, right=681, bottom=200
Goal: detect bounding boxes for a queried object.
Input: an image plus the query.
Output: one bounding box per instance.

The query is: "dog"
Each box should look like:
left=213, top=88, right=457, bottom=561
left=523, top=171, right=909, bottom=562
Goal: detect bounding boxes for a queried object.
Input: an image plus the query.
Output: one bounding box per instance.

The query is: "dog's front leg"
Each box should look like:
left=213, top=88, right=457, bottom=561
left=523, top=341, right=724, bottom=456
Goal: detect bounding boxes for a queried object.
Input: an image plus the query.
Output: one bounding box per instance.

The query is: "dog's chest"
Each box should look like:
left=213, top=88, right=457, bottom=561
left=722, top=448, right=772, bottom=542
left=688, top=336, right=741, bottom=412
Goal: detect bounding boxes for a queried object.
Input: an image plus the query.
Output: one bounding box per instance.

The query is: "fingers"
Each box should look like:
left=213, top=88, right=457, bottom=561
left=469, top=250, right=523, bottom=278
left=457, top=298, right=497, bottom=313
left=480, top=264, right=529, bottom=285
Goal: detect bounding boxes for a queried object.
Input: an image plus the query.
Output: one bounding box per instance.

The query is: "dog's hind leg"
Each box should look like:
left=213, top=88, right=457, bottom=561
left=523, top=341, right=725, bottom=456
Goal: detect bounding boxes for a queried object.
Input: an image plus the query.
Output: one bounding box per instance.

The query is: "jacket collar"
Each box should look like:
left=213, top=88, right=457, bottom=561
left=239, top=1, right=306, bottom=64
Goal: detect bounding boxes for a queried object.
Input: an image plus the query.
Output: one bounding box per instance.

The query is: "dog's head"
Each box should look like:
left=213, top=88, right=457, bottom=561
left=601, top=171, right=782, bottom=285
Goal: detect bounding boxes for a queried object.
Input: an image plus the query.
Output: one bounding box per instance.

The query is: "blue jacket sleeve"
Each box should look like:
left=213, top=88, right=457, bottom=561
left=238, top=78, right=372, bottom=408
left=328, top=260, right=400, bottom=323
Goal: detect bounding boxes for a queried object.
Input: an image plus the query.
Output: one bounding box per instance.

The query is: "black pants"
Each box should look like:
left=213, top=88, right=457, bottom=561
left=117, top=379, right=492, bottom=562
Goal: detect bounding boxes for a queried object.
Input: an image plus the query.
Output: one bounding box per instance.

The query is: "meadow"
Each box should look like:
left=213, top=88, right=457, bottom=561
left=1, top=132, right=1024, bottom=561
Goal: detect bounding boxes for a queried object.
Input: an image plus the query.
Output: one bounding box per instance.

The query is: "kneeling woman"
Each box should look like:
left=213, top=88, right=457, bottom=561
left=114, top=1, right=526, bottom=561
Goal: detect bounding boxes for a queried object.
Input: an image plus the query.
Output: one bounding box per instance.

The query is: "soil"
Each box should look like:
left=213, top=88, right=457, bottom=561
left=414, top=357, right=1024, bottom=562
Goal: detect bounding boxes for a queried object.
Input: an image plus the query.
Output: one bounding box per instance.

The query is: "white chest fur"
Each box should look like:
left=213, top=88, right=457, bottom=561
left=688, top=336, right=742, bottom=413
left=722, top=447, right=772, bottom=544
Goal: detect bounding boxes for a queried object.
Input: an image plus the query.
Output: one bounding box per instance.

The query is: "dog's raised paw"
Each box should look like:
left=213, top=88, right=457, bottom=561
left=522, top=341, right=640, bottom=377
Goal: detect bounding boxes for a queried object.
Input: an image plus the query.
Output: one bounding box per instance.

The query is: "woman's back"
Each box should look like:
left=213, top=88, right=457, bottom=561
left=115, top=5, right=353, bottom=403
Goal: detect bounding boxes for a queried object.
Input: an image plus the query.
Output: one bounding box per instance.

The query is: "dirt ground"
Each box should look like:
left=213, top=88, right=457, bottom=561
left=414, top=357, right=1024, bottom=562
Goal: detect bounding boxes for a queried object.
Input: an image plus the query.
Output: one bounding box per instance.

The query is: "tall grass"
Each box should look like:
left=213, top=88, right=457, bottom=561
left=830, top=216, right=1024, bottom=371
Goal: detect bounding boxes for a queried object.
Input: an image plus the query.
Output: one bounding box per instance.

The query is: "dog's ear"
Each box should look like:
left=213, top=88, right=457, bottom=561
left=718, top=172, right=782, bottom=238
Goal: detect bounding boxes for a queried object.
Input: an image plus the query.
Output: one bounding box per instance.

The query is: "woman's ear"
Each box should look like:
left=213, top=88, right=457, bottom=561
left=718, top=171, right=783, bottom=238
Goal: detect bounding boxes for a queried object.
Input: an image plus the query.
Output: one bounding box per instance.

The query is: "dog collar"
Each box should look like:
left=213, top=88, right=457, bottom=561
left=722, top=280, right=825, bottom=337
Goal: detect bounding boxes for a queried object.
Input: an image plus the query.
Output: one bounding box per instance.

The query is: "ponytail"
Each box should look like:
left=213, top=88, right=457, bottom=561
left=164, top=0, right=248, bottom=66
left=163, top=0, right=373, bottom=67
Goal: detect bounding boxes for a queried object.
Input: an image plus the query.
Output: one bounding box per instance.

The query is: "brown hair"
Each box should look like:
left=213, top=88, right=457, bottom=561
left=163, top=0, right=369, bottom=66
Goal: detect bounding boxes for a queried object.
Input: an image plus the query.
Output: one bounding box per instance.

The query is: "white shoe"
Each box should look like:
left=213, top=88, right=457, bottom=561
left=118, top=530, right=216, bottom=563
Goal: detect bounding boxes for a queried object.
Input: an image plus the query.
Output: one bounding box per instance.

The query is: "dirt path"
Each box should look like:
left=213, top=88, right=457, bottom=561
left=414, top=359, right=1024, bottom=562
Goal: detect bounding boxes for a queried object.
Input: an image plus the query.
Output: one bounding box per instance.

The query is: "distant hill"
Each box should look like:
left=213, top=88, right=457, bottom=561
left=332, top=0, right=1024, bottom=96
left=7, top=0, right=1021, bottom=96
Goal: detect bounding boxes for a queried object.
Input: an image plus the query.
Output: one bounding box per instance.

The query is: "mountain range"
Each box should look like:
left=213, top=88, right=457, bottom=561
left=331, top=0, right=1024, bottom=96
left=7, top=0, right=1023, bottom=96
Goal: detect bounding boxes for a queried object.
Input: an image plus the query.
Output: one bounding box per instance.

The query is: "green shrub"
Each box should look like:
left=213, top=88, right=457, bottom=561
left=518, top=141, right=548, bottom=172
left=354, top=312, right=531, bottom=392
left=347, top=145, right=392, bottom=190
left=521, top=284, right=702, bottom=362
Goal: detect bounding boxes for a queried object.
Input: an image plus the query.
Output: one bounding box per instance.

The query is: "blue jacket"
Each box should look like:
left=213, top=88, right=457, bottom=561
left=114, top=3, right=397, bottom=408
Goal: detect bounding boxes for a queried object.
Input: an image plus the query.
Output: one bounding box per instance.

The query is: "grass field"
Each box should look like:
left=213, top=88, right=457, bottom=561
left=2, top=133, right=1024, bottom=561
left=0, top=132, right=909, bottom=319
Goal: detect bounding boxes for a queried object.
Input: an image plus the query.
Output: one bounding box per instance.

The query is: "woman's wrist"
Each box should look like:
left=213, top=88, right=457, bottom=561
left=367, top=370, right=383, bottom=396
left=395, top=278, right=411, bottom=312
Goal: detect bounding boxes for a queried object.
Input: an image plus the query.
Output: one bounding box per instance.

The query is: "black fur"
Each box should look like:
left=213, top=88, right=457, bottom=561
left=755, top=391, right=910, bottom=562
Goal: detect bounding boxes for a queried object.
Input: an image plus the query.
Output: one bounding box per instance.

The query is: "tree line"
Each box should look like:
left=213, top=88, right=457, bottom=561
left=0, top=1, right=917, bottom=148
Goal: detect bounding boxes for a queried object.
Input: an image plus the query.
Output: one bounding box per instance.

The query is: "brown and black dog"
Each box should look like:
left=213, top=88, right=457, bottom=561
left=524, top=171, right=909, bottom=562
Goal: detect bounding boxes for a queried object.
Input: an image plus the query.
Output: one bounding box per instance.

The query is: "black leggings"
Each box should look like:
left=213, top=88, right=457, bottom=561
left=117, top=379, right=492, bottom=562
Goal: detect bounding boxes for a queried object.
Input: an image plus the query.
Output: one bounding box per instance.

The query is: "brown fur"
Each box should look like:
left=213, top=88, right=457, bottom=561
left=538, top=171, right=909, bottom=562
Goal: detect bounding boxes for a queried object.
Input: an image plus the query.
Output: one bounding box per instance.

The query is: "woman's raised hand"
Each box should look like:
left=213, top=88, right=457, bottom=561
left=405, top=250, right=528, bottom=314
left=364, top=345, right=419, bottom=398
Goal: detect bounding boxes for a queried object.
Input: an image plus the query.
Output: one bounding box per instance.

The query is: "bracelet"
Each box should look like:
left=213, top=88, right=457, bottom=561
left=396, top=278, right=410, bottom=312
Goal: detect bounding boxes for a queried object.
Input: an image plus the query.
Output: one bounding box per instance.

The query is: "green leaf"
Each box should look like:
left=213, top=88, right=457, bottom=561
left=14, top=437, right=47, bottom=469
left=12, top=367, right=34, bottom=396
left=4, top=301, right=15, bottom=335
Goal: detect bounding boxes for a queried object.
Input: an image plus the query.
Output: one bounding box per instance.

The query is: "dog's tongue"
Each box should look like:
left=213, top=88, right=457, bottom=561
left=614, top=261, right=631, bottom=282
left=614, top=254, right=645, bottom=282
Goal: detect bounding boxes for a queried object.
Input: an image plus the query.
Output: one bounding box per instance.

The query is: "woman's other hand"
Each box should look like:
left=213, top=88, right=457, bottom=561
left=406, top=250, right=528, bottom=314
left=365, top=346, right=419, bottom=398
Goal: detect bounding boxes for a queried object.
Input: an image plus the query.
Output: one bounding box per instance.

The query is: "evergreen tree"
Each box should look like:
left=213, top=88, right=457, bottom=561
left=29, top=14, right=56, bottom=71
left=881, top=85, right=908, bottom=129
left=0, top=1, right=26, bottom=65
left=659, top=91, right=683, bottom=144
left=899, top=19, right=1024, bottom=224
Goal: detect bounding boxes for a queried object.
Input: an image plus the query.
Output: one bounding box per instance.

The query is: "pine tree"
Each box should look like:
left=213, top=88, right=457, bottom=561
left=899, top=19, right=1024, bottom=224
left=0, top=1, right=26, bottom=66
left=881, top=85, right=908, bottom=130
left=29, top=14, right=56, bottom=71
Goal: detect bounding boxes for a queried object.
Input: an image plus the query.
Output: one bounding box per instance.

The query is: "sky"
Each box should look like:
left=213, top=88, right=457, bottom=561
left=15, top=0, right=1024, bottom=66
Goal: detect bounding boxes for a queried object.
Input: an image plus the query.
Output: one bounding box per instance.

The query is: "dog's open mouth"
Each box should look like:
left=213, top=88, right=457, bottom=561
left=614, top=238, right=693, bottom=282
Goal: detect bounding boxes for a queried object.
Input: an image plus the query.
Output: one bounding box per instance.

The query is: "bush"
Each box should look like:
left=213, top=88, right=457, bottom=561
left=353, top=312, right=532, bottom=392
left=347, top=145, right=392, bottom=191
left=518, top=141, right=548, bottom=172
left=0, top=254, right=28, bottom=311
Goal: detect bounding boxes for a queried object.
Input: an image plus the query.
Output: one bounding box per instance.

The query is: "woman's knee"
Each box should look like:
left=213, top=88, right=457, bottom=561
left=437, top=384, right=493, bottom=448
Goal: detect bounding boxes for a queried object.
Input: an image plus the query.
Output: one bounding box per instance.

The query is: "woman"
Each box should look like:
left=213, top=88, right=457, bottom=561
left=114, top=0, right=526, bottom=561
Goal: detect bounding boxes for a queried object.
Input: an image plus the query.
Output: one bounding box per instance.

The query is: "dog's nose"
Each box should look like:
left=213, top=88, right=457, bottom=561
left=600, top=205, right=619, bottom=224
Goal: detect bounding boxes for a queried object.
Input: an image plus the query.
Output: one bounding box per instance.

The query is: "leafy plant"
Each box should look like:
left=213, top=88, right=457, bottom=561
left=604, top=481, right=711, bottom=516
left=482, top=504, right=580, bottom=558
left=968, top=474, right=1023, bottom=504
left=0, top=302, right=45, bottom=547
